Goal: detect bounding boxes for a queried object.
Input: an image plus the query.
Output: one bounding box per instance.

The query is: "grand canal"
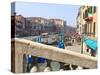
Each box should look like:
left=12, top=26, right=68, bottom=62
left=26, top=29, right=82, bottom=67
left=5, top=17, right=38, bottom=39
left=17, top=33, right=83, bottom=72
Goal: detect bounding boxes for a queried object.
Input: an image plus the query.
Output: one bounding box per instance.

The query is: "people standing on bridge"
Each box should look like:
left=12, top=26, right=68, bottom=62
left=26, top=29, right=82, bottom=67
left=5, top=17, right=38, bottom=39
left=57, top=32, right=65, bottom=49
left=50, top=32, right=65, bottom=71
left=36, top=36, right=48, bottom=72
left=26, top=55, right=33, bottom=72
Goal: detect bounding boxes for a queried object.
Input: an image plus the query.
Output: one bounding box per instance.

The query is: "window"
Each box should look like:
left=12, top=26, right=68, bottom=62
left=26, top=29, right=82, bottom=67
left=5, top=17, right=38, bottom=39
left=93, top=22, right=95, bottom=35
left=87, top=24, right=89, bottom=34
left=90, top=23, right=92, bottom=34
left=88, top=8, right=89, bottom=13
left=88, top=6, right=93, bottom=14
left=77, top=25, right=79, bottom=28
left=17, top=25, right=22, bottom=29
left=84, top=24, right=87, bottom=34
left=32, top=25, right=36, bottom=29
left=85, top=10, right=88, bottom=18
left=94, top=7, right=96, bottom=13
left=90, top=6, right=93, bottom=13
left=83, top=13, right=85, bottom=19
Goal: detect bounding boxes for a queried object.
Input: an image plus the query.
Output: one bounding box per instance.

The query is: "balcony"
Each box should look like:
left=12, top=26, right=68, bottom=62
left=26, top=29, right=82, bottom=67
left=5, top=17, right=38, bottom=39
left=85, top=13, right=93, bottom=22
left=85, top=16, right=93, bottom=22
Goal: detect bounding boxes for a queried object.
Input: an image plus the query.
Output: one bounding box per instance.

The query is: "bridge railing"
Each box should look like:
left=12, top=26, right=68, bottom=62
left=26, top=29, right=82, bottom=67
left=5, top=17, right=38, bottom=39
left=11, top=38, right=97, bottom=73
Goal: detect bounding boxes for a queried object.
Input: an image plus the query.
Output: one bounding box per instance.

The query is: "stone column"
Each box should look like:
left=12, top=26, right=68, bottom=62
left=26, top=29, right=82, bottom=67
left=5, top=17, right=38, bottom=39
left=14, top=41, right=24, bottom=73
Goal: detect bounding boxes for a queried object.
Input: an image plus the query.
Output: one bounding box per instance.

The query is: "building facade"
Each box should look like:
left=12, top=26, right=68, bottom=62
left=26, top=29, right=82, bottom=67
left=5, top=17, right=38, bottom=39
left=15, top=15, right=32, bottom=36
left=15, top=15, right=26, bottom=36
left=49, top=19, right=65, bottom=33
left=13, top=15, right=66, bottom=36
left=27, top=17, right=65, bottom=35
left=77, top=6, right=97, bottom=56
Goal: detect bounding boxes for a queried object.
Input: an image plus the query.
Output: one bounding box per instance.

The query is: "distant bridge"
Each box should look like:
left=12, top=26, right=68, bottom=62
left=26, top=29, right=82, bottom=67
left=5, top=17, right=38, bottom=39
left=11, top=38, right=97, bottom=73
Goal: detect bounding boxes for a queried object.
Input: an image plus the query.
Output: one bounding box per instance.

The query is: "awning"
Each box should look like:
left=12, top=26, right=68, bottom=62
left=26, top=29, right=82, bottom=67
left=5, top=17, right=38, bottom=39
left=83, top=38, right=97, bottom=51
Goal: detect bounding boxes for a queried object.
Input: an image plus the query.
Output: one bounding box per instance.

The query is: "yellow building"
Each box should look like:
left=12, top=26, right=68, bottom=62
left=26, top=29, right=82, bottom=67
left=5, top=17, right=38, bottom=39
left=77, top=6, right=97, bottom=56
left=83, top=6, right=97, bottom=40
left=77, top=6, right=97, bottom=39
left=77, top=6, right=85, bottom=36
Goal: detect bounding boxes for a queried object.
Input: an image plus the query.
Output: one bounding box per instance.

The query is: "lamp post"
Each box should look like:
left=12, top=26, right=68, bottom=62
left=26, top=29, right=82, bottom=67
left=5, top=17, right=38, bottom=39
left=81, top=34, right=83, bottom=54
left=81, top=25, right=85, bottom=54
left=81, top=27, right=85, bottom=54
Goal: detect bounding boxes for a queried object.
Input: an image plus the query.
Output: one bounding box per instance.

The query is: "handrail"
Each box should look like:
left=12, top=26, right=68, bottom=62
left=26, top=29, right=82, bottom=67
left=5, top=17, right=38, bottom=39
left=11, top=38, right=97, bottom=73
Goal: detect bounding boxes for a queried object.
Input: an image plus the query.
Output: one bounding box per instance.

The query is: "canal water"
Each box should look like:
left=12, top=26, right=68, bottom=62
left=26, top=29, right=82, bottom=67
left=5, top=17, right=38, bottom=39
left=21, top=35, right=63, bottom=72
left=33, top=35, right=61, bottom=72
left=33, top=35, right=56, bottom=44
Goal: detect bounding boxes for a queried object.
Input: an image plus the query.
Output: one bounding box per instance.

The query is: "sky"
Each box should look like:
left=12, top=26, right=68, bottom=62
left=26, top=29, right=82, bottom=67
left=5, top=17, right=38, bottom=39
left=14, top=2, right=80, bottom=27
